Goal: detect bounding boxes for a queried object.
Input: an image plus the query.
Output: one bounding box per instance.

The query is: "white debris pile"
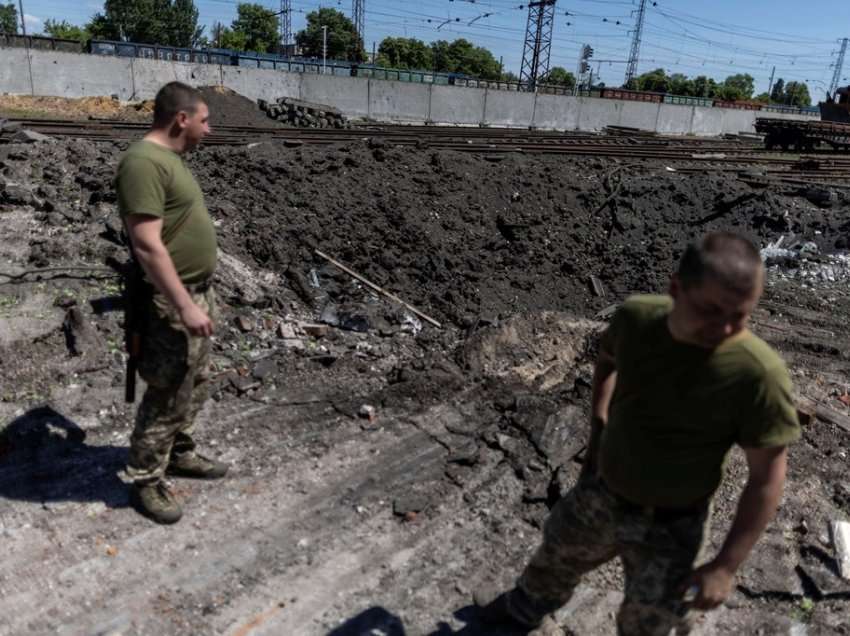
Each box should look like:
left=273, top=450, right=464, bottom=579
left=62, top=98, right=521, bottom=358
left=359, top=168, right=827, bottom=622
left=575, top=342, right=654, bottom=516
left=762, top=236, right=850, bottom=286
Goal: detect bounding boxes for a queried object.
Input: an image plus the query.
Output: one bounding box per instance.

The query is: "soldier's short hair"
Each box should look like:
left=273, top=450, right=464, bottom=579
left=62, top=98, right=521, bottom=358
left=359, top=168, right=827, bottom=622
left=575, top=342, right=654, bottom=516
left=677, top=232, right=763, bottom=294
left=153, top=82, right=205, bottom=128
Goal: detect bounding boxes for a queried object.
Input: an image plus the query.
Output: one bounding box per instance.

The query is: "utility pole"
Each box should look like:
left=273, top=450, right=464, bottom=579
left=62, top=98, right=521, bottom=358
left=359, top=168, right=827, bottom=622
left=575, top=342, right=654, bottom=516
left=352, top=0, right=365, bottom=45
left=279, top=0, right=292, bottom=52
left=18, top=0, right=26, bottom=36
left=624, top=0, right=648, bottom=86
left=767, top=65, right=776, bottom=101
left=830, top=37, right=848, bottom=96
left=322, top=25, right=328, bottom=74
left=519, top=0, right=557, bottom=92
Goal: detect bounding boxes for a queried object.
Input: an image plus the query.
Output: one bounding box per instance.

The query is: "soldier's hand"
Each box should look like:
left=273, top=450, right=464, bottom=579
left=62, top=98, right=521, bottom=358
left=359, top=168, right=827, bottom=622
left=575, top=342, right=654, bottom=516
left=682, top=561, right=736, bottom=610
left=179, top=302, right=213, bottom=337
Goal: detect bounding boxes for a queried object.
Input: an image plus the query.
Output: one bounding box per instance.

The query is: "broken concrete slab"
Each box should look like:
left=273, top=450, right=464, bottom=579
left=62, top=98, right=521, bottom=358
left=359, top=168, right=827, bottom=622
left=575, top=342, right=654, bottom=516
left=831, top=520, right=850, bottom=581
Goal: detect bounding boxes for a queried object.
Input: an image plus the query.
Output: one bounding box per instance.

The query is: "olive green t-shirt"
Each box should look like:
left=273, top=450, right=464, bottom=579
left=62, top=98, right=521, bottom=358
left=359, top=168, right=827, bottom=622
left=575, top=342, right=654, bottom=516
left=115, top=140, right=217, bottom=284
left=598, top=294, right=800, bottom=508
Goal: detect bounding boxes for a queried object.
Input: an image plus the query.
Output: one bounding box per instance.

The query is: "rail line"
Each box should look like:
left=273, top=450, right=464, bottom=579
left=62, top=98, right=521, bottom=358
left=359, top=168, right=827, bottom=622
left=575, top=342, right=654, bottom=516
left=4, top=117, right=850, bottom=183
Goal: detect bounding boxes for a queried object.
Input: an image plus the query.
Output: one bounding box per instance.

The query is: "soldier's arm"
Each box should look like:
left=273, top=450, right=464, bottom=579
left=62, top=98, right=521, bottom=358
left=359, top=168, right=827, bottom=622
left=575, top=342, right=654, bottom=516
left=686, top=445, right=788, bottom=610
left=582, top=347, right=617, bottom=478
left=125, top=214, right=213, bottom=337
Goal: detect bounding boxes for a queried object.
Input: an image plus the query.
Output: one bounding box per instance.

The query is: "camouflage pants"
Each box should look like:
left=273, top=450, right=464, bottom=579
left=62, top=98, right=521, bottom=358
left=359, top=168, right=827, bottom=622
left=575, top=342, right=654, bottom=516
left=126, top=286, right=216, bottom=484
left=510, top=475, right=711, bottom=636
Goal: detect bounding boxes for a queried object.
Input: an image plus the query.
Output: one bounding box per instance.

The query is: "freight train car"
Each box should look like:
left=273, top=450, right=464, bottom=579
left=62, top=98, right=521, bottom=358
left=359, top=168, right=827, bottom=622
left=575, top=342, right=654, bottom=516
left=756, top=88, right=850, bottom=150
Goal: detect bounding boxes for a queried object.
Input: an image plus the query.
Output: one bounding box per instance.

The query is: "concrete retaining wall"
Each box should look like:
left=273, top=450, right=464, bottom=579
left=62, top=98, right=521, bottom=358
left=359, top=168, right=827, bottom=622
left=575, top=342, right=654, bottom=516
left=0, top=46, right=817, bottom=136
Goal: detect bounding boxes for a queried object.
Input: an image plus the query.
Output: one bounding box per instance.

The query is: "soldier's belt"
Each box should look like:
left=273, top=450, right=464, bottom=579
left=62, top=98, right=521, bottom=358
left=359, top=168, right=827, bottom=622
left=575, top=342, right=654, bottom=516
left=600, top=478, right=709, bottom=523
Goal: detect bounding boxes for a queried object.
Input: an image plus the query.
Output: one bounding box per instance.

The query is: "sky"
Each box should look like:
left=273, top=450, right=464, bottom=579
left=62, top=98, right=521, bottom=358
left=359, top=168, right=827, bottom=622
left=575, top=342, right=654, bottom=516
left=17, top=0, right=850, bottom=97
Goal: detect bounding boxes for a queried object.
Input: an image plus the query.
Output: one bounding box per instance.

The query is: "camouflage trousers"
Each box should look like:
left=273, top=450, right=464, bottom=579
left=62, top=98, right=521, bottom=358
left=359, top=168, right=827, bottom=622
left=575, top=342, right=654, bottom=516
left=126, top=286, right=216, bottom=484
left=509, top=474, right=711, bottom=636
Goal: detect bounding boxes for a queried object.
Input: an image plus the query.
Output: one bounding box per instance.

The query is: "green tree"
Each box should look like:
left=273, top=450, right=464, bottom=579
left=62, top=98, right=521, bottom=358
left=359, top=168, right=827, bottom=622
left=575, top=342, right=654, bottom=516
left=635, top=68, right=670, bottom=93
left=782, top=81, right=811, bottom=107
left=718, top=73, right=755, bottom=101
left=86, top=0, right=203, bottom=47
left=0, top=3, right=18, bottom=34
left=295, top=8, right=364, bottom=62
left=501, top=71, right=519, bottom=83
left=431, top=38, right=500, bottom=79
left=541, top=66, right=575, bottom=88
left=753, top=92, right=771, bottom=104
left=230, top=3, right=278, bottom=53
left=770, top=78, right=785, bottom=103
left=693, top=75, right=718, bottom=98
left=43, top=19, right=90, bottom=43
left=668, top=73, right=695, bottom=96
left=375, top=37, right=432, bottom=70
left=212, top=21, right=248, bottom=51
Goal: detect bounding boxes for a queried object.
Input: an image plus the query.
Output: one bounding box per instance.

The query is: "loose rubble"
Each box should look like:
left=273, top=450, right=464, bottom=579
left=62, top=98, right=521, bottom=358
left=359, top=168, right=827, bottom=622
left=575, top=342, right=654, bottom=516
left=258, top=97, right=352, bottom=128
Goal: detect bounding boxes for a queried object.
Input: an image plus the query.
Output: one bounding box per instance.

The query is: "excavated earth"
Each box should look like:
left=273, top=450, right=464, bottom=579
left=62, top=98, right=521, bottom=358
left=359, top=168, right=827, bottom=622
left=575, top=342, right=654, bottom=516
left=1, top=128, right=850, bottom=636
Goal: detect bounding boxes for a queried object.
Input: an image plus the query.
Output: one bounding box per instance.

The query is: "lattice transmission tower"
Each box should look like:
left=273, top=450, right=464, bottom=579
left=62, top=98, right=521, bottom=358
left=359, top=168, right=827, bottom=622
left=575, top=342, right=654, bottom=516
left=352, top=0, right=366, bottom=45
left=830, top=38, right=849, bottom=96
left=519, top=0, right=557, bottom=91
left=624, top=0, right=648, bottom=87
left=279, top=0, right=292, bottom=49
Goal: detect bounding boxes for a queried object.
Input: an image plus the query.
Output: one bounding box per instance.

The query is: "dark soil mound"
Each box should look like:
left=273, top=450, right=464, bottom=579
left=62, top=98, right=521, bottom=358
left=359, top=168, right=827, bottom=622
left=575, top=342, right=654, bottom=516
left=3, top=137, right=848, bottom=326
left=197, top=86, right=278, bottom=129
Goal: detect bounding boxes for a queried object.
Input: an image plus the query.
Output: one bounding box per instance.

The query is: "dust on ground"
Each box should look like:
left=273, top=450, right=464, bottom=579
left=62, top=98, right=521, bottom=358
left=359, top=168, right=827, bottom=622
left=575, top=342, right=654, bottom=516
left=0, top=134, right=849, bottom=636
left=0, top=94, right=154, bottom=122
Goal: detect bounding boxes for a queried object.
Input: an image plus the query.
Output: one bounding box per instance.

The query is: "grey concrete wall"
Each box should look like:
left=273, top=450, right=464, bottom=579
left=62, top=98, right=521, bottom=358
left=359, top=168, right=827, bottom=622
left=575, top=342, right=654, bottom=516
left=656, top=103, right=695, bottom=135
left=618, top=100, right=663, bottom=131
left=300, top=73, right=369, bottom=118
left=691, top=106, right=727, bottom=136
left=369, top=80, right=430, bottom=123
left=429, top=85, right=484, bottom=126
left=27, top=49, right=134, bottom=99
left=220, top=66, right=300, bottom=102
left=0, top=46, right=819, bottom=136
left=131, top=59, right=221, bottom=100
left=532, top=94, right=580, bottom=130
left=0, top=47, right=32, bottom=95
left=483, top=89, right=535, bottom=128
left=577, top=97, right=621, bottom=132
left=720, top=108, right=757, bottom=135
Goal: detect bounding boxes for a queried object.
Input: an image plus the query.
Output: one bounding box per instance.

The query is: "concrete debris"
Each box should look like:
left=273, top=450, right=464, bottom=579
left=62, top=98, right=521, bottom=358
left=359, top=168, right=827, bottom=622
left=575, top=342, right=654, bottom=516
left=11, top=129, right=52, bottom=144
left=831, top=521, right=850, bottom=580
left=301, top=323, right=330, bottom=338
left=259, top=96, right=351, bottom=129
left=251, top=359, right=276, bottom=381
left=392, top=494, right=429, bottom=517
left=276, top=322, right=297, bottom=339
left=235, top=315, right=254, bottom=333
left=589, top=275, right=606, bottom=298
left=357, top=404, right=376, bottom=421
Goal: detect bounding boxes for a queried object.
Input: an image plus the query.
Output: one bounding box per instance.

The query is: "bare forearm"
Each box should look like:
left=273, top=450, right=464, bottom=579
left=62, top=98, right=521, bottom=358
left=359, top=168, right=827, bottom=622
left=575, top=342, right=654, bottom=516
left=591, top=362, right=617, bottom=422
left=134, top=244, right=192, bottom=311
left=715, top=477, right=784, bottom=572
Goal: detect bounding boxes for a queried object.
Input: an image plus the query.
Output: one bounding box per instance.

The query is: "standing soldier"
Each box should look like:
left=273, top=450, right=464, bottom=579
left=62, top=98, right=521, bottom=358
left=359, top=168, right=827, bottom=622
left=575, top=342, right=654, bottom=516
left=116, top=82, right=227, bottom=525
left=475, top=232, right=801, bottom=635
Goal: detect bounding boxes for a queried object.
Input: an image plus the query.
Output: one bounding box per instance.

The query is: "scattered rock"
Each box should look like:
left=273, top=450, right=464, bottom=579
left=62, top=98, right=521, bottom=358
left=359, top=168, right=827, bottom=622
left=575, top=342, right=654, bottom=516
left=358, top=404, right=377, bottom=421
left=62, top=307, right=97, bottom=357
left=11, top=129, right=52, bottom=144
left=393, top=495, right=430, bottom=517
left=301, top=323, right=330, bottom=338
left=235, top=315, right=254, bottom=333
left=252, top=359, right=277, bottom=381
left=276, top=322, right=297, bottom=339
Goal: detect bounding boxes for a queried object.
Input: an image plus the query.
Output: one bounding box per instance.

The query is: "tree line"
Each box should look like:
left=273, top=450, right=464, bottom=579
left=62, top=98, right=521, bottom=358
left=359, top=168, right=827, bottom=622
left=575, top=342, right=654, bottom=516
left=0, top=1, right=818, bottom=104
left=628, top=68, right=812, bottom=107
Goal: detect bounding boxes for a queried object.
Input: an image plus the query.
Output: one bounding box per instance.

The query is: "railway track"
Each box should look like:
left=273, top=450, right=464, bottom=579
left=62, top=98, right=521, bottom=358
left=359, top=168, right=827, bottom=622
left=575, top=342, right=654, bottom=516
left=5, top=117, right=850, bottom=183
